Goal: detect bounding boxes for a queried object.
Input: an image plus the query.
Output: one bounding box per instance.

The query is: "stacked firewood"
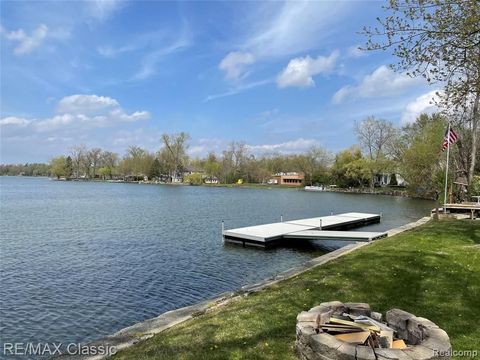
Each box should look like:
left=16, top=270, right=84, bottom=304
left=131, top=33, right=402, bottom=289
left=319, top=313, right=407, bottom=349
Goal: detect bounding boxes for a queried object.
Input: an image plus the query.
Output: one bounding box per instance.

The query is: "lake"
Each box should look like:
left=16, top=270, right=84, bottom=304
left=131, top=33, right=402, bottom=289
left=0, top=176, right=434, bottom=355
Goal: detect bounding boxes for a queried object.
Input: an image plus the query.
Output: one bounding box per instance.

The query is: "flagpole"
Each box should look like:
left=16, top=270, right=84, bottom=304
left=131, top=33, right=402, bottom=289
left=443, top=122, right=451, bottom=213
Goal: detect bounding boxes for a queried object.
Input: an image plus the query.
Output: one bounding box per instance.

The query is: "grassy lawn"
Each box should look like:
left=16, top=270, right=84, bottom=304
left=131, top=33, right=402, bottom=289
left=114, top=220, right=479, bottom=360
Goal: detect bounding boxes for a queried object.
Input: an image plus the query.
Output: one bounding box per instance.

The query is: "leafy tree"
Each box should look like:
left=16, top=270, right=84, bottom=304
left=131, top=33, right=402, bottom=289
left=332, top=147, right=369, bottom=187
left=122, top=146, right=154, bottom=179
left=344, top=157, right=372, bottom=188
left=396, top=113, right=447, bottom=198
left=203, top=153, right=221, bottom=181
left=469, top=175, right=480, bottom=196
left=50, top=156, right=67, bottom=179
left=363, top=0, right=480, bottom=184
left=149, top=158, right=161, bottom=179
left=183, top=172, right=203, bottom=185
left=0, top=163, right=50, bottom=176
left=65, top=156, right=73, bottom=179
left=98, top=166, right=113, bottom=180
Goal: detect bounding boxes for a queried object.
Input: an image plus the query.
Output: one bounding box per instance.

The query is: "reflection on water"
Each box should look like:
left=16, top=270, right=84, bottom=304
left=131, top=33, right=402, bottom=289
left=0, top=177, right=434, bottom=354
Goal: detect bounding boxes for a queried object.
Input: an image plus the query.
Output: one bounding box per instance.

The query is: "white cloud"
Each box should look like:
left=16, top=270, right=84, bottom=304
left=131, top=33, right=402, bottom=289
left=35, top=114, right=75, bottom=132
left=0, top=117, right=31, bottom=126
left=331, top=86, right=353, bottom=104
left=401, top=90, right=441, bottom=124
left=3, top=24, right=48, bottom=55
left=57, top=94, right=119, bottom=114
left=244, top=1, right=351, bottom=58
left=247, top=138, right=320, bottom=154
left=97, top=44, right=136, bottom=58
left=276, top=51, right=339, bottom=88
left=219, top=51, right=256, bottom=80
left=186, top=137, right=321, bottom=157
left=203, top=79, right=272, bottom=102
left=1, top=94, right=150, bottom=134
left=133, top=24, right=191, bottom=81
left=97, top=29, right=166, bottom=59
left=109, top=108, right=150, bottom=122
left=110, top=128, right=161, bottom=151
left=187, top=138, right=228, bottom=157
left=332, top=65, right=421, bottom=104
left=87, top=0, right=124, bottom=21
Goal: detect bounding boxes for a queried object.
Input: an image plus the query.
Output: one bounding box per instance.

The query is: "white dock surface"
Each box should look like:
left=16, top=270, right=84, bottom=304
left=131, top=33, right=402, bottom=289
left=223, top=212, right=383, bottom=245
left=285, top=212, right=380, bottom=228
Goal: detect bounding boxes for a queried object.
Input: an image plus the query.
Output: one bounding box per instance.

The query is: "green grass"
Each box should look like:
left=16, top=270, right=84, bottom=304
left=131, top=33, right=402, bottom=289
left=114, top=220, right=479, bottom=360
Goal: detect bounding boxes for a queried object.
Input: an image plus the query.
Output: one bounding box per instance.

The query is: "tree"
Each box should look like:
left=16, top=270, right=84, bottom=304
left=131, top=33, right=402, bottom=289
left=354, top=117, right=396, bottom=160
left=396, top=113, right=447, bottom=198
left=70, top=145, right=86, bottom=179
left=122, top=146, right=154, bottom=179
left=87, top=148, right=102, bottom=179
left=354, top=117, right=396, bottom=188
left=332, top=147, right=369, bottom=187
left=149, top=158, right=161, bottom=179
left=50, top=156, right=67, bottom=179
left=159, top=132, right=190, bottom=182
left=220, top=141, right=248, bottom=183
left=363, top=0, right=480, bottom=184
left=203, top=153, right=221, bottom=181
left=65, top=156, right=73, bottom=179
left=294, top=146, right=332, bottom=185
left=183, top=172, right=203, bottom=185
left=99, top=151, right=119, bottom=179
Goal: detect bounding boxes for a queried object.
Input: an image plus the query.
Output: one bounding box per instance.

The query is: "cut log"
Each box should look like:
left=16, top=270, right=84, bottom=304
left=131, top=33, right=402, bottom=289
left=392, top=339, right=407, bottom=349
left=334, top=331, right=371, bottom=344
left=330, top=317, right=380, bottom=332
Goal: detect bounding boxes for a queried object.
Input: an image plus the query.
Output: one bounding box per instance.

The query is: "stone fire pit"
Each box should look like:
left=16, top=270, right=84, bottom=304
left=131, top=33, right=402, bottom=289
left=295, top=301, right=451, bottom=360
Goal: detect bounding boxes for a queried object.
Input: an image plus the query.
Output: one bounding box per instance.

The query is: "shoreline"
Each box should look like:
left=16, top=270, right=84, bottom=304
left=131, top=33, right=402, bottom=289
left=52, top=216, right=432, bottom=360
left=2, top=175, right=434, bottom=200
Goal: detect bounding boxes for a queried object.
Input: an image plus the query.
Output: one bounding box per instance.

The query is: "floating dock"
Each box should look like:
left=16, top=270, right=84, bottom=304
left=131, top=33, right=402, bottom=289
left=223, top=212, right=386, bottom=248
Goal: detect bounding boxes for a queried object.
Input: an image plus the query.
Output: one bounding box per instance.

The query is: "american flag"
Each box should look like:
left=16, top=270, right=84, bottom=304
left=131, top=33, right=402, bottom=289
left=442, top=126, right=458, bottom=151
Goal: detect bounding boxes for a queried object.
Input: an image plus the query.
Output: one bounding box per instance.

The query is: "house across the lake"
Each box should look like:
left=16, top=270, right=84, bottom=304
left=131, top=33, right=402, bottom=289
left=374, top=173, right=406, bottom=187
left=269, top=172, right=304, bottom=186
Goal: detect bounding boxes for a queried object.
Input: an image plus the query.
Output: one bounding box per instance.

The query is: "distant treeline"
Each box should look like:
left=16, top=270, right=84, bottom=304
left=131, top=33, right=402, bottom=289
left=2, top=114, right=480, bottom=201
left=0, top=163, right=50, bottom=177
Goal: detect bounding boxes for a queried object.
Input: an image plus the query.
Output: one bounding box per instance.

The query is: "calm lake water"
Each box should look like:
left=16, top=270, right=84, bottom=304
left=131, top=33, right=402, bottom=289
left=0, top=176, right=434, bottom=355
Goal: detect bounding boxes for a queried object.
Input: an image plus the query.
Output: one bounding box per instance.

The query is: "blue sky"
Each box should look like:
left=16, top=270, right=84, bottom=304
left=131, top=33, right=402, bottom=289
left=0, top=0, right=440, bottom=163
